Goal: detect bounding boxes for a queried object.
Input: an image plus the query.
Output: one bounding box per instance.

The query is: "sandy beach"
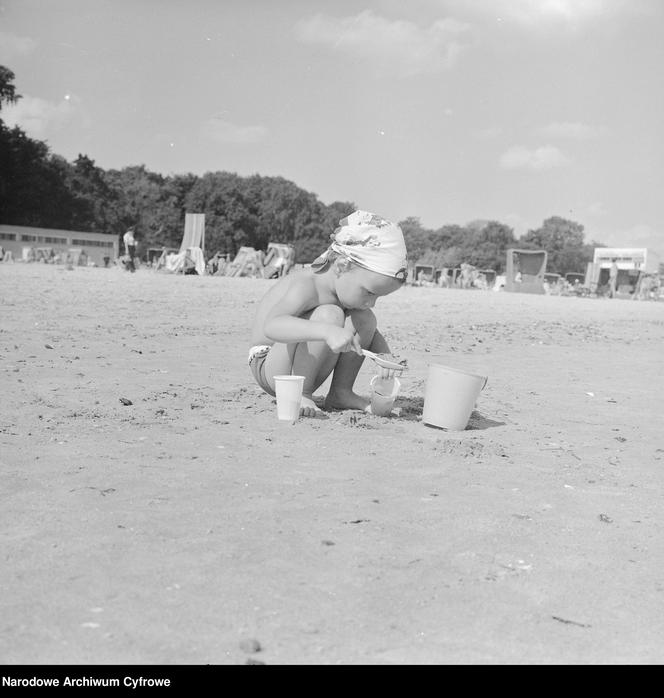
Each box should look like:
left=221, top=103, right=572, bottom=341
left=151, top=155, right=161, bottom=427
left=1, top=262, right=662, bottom=665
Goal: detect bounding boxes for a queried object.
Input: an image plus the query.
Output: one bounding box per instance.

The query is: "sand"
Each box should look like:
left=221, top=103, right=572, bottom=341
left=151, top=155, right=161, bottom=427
left=1, top=262, right=662, bottom=665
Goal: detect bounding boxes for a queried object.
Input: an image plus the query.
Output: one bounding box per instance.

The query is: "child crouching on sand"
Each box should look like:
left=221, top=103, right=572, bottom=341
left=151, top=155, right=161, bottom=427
left=248, top=210, right=407, bottom=417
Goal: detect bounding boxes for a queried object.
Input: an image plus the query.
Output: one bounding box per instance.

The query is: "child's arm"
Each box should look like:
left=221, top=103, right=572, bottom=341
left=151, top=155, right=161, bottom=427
left=263, top=278, right=362, bottom=354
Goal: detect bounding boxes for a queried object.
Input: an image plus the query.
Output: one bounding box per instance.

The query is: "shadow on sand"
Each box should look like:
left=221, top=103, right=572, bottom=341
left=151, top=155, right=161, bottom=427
left=396, top=396, right=505, bottom=430
left=466, top=411, right=506, bottom=430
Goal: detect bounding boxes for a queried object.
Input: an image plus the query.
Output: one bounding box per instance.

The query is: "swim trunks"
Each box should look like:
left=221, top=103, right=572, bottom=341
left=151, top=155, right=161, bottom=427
left=248, top=345, right=275, bottom=396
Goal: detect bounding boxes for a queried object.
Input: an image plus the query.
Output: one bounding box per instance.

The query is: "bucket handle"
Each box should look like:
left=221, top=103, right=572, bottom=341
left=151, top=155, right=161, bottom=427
left=482, top=376, right=488, bottom=391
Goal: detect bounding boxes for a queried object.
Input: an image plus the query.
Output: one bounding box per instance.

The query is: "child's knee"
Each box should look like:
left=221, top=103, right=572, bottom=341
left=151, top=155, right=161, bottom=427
left=311, top=304, right=345, bottom=326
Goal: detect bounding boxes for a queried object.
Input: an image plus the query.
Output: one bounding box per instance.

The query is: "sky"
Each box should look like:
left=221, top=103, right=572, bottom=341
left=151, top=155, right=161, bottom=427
left=1, top=0, right=663, bottom=257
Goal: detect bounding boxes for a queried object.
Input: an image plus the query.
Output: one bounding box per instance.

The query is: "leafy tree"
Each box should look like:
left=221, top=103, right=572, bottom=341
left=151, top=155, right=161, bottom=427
left=407, top=220, right=515, bottom=272
left=250, top=175, right=326, bottom=259
left=182, top=172, right=345, bottom=262
left=431, top=224, right=467, bottom=252
left=61, top=154, right=117, bottom=232
left=430, top=244, right=465, bottom=269
left=0, top=124, right=76, bottom=227
left=521, top=216, right=589, bottom=274
left=522, top=215, right=585, bottom=249
left=104, top=165, right=171, bottom=251
left=287, top=199, right=356, bottom=263
left=185, top=172, right=257, bottom=256
left=155, top=172, right=199, bottom=247
left=468, top=220, right=516, bottom=272
left=0, top=65, right=20, bottom=109
left=307, top=200, right=355, bottom=260
left=399, top=216, right=433, bottom=263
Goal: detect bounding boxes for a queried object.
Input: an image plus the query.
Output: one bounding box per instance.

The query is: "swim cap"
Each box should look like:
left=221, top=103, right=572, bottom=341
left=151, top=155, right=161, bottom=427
left=312, top=210, right=408, bottom=280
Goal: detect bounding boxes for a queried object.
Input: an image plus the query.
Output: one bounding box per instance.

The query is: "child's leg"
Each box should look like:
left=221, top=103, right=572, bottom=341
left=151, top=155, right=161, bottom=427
left=324, top=309, right=377, bottom=411
left=263, top=304, right=345, bottom=416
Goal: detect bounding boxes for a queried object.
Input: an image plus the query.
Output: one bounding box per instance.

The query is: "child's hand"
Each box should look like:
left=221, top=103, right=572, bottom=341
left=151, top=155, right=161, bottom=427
left=326, top=326, right=363, bottom=355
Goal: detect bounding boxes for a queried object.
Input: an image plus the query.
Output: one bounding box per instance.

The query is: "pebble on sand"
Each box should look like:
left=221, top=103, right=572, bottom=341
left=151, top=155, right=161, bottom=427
left=239, top=638, right=262, bottom=653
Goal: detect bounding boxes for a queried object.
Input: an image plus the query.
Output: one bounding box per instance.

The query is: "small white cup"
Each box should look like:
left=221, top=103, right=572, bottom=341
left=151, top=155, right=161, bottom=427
left=274, top=375, right=305, bottom=422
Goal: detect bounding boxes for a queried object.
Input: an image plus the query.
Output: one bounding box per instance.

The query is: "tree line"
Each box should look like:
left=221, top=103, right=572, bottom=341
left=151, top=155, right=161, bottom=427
left=1, top=65, right=602, bottom=274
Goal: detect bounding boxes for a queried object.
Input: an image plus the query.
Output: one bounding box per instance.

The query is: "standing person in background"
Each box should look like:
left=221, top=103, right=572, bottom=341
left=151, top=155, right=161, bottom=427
left=123, top=226, right=137, bottom=273
left=609, top=258, right=619, bottom=298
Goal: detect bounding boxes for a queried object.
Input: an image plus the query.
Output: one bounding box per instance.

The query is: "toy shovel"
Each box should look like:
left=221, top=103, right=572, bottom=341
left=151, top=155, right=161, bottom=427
left=361, top=349, right=408, bottom=371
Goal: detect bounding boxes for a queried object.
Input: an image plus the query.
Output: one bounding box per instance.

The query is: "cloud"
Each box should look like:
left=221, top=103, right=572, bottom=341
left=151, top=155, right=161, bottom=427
left=503, top=212, right=529, bottom=234
left=295, top=11, right=470, bottom=77
left=201, top=118, right=267, bottom=145
left=500, top=144, right=570, bottom=170
left=454, top=0, right=626, bottom=25
left=441, top=0, right=635, bottom=33
left=538, top=121, right=604, bottom=139
left=587, top=201, right=607, bottom=216
left=0, top=31, right=37, bottom=57
left=1, top=94, right=79, bottom=138
left=475, top=125, right=503, bottom=139
left=505, top=0, right=618, bottom=23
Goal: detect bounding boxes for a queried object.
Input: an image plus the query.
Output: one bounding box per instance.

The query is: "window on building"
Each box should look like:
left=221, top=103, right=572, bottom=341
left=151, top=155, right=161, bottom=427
left=71, top=239, right=114, bottom=248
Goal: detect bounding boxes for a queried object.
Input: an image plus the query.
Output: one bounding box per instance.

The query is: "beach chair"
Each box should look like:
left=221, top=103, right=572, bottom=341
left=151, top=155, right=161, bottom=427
left=505, top=249, right=547, bottom=294
left=262, top=242, right=295, bottom=278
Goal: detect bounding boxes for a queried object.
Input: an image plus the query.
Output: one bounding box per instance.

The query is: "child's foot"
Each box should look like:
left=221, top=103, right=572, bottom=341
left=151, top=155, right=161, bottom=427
left=324, top=389, right=370, bottom=412
left=300, top=395, right=322, bottom=418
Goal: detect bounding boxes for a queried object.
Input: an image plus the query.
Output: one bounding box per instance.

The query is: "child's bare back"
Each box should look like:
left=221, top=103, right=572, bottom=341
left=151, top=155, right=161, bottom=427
left=251, top=267, right=328, bottom=346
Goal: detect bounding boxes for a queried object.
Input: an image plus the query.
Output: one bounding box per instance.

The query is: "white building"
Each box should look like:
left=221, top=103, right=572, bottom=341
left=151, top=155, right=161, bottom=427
left=587, top=247, right=661, bottom=294
left=592, top=247, right=660, bottom=273
left=0, top=224, right=119, bottom=266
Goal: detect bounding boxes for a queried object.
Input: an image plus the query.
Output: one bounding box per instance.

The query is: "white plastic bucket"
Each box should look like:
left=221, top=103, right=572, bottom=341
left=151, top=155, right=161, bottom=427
left=422, top=364, right=488, bottom=430
left=369, top=375, right=401, bottom=417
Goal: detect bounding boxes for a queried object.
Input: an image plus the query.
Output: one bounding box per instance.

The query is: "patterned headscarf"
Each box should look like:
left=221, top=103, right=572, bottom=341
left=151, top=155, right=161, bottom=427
left=311, top=210, right=408, bottom=280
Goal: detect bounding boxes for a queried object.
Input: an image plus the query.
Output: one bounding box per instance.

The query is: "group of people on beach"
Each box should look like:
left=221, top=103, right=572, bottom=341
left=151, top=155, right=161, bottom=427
left=607, top=258, right=660, bottom=300
left=0, top=244, right=96, bottom=267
